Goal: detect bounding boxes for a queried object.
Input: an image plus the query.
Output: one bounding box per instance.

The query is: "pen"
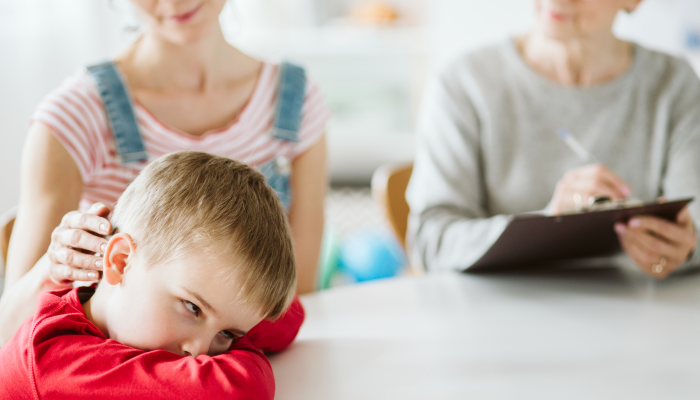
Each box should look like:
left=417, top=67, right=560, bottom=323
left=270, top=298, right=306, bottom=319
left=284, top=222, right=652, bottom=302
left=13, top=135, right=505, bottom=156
left=557, top=128, right=600, bottom=164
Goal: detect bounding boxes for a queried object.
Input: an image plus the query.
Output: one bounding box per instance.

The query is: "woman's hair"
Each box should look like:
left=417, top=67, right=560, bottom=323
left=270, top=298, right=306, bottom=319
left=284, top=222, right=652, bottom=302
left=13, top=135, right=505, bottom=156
left=110, top=151, right=296, bottom=320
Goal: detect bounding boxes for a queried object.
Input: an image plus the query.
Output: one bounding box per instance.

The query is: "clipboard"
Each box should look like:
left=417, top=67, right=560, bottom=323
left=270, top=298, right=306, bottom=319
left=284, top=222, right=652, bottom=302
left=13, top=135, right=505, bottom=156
left=468, top=198, right=693, bottom=271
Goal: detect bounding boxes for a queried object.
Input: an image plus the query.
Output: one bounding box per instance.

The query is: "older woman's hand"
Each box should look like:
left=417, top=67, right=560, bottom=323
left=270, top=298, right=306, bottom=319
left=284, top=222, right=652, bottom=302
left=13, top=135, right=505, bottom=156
left=547, top=164, right=632, bottom=215
left=615, top=205, right=697, bottom=279
left=46, top=203, right=112, bottom=285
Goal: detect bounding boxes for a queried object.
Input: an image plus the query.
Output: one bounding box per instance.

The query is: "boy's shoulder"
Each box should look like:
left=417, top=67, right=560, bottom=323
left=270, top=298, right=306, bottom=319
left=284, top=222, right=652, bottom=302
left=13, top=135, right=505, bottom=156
left=1, top=287, right=95, bottom=352
left=0, top=287, right=278, bottom=400
left=25, top=287, right=105, bottom=348
left=0, top=287, right=93, bottom=400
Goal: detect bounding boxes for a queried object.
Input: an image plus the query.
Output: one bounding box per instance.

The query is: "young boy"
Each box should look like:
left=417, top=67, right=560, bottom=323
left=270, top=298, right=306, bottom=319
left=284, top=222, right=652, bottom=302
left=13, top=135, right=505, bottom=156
left=0, top=151, right=304, bottom=399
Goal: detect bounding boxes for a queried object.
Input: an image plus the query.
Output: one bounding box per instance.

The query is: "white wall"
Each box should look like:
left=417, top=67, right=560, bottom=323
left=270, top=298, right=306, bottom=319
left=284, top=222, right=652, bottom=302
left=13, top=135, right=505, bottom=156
left=0, top=0, right=136, bottom=214
left=1, top=0, right=699, bottom=212
left=614, top=0, right=700, bottom=72
left=427, top=0, right=534, bottom=71
left=428, top=0, right=700, bottom=73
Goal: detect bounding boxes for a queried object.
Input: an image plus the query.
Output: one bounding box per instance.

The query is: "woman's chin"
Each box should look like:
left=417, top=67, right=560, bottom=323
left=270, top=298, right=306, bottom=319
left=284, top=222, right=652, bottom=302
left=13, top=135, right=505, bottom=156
left=156, top=26, right=215, bottom=46
left=536, top=24, right=583, bottom=42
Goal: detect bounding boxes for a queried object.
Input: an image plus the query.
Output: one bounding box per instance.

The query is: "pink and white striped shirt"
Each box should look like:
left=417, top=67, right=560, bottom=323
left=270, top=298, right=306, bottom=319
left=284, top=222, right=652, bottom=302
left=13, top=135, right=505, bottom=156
left=32, top=62, right=331, bottom=212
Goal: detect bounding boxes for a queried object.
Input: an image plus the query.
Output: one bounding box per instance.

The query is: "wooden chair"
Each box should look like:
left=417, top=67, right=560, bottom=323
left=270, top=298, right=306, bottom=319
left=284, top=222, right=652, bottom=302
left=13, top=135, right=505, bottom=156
left=0, top=207, right=17, bottom=277
left=371, top=162, right=413, bottom=251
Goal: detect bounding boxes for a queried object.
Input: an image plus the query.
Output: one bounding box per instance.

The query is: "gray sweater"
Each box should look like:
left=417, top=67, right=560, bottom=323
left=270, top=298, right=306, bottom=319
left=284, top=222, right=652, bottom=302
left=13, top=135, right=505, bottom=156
left=407, top=40, right=700, bottom=272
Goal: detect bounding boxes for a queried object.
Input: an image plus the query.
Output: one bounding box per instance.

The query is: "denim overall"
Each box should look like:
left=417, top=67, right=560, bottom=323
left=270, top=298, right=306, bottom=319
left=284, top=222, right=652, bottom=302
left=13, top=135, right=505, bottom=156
left=87, top=61, right=306, bottom=211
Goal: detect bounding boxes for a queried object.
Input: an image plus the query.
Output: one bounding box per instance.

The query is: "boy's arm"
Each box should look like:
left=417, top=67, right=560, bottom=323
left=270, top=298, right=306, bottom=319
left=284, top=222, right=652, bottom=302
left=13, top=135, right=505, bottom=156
left=245, top=295, right=305, bottom=353
left=31, top=324, right=275, bottom=400
left=12, top=294, right=303, bottom=399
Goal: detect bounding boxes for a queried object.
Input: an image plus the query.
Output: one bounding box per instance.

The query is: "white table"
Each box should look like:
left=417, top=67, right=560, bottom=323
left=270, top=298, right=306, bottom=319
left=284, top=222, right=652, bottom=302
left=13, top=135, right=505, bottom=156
left=270, top=268, right=700, bottom=400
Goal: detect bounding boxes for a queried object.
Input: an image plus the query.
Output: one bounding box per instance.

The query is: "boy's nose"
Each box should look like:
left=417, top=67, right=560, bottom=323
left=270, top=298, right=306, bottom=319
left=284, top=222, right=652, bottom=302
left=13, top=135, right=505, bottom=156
left=181, top=338, right=210, bottom=359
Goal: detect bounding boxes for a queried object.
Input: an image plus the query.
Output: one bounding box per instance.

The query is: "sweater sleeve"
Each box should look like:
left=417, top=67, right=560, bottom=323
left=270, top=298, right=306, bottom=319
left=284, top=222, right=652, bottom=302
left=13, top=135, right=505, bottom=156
left=245, top=296, right=305, bottom=353
left=406, top=64, right=509, bottom=271
left=661, top=60, right=700, bottom=271
left=31, top=312, right=275, bottom=400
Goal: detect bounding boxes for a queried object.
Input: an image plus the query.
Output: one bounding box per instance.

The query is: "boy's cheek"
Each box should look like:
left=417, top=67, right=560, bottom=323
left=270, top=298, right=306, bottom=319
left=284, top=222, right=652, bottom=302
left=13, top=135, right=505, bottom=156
left=208, top=336, right=233, bottom=356
left=110, top=302, right=183, bottom=353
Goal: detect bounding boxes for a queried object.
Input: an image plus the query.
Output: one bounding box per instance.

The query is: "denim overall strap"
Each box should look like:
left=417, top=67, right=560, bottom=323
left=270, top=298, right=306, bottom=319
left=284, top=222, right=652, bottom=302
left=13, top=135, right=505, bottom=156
left=87, top=61, right=148, bottom=163
left=261, top=62, right=307, bottom=211
left=271, top=62, right=305, bottom=142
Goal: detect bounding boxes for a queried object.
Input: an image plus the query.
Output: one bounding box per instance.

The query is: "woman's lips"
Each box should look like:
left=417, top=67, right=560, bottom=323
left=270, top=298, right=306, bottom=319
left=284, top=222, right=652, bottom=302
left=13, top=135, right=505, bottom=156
left=170, top=5, right=201, bottom=23
left=544, top=9, right=570, bottom=22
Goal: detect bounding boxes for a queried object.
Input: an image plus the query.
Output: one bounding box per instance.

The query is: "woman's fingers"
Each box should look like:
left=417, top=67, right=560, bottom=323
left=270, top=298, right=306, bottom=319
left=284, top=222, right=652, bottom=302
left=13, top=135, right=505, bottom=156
left=676, top=206, right=696, bottom=230
left=568, top=181, right=621, bottom=202
left=616, top=227, right=675, bottom=278
left=623, top=223, right=682, bottom=264
left=89, top=202, right=112, bottom=219
left=62, top=209, right=111, bottom=236
left=549, top=164, right=633, bottom=214
left=614, top=213, right=696, bottom=279
left=45, top=204, right=112, bottom=285
left=50, top=246, right=103, bottom=272
left=48, top=262, right=100, bottom=285
left=593, top=165, right=631, bottom=196
left=55, top=227, right=108, bottom=255
left=616, top=229, right=654, bottom=276
left=576, top=164, right=631, bottom=200
left=629, top=214, right=697, bottom=249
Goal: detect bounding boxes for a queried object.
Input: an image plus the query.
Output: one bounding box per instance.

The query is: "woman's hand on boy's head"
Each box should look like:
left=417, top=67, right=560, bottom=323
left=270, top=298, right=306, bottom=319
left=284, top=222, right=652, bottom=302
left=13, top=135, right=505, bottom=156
left=46, top=203, right=112, bottom=285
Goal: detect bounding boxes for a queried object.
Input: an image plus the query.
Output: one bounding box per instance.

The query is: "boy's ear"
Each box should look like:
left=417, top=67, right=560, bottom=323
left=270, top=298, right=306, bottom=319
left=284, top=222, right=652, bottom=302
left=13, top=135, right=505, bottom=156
left=103, top=233, right=136, bottom=285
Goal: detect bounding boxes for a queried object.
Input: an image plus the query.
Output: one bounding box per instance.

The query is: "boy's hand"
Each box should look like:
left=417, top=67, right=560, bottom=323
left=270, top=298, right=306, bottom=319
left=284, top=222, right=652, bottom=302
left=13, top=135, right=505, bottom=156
left=46, top=203, right=112, bottom=285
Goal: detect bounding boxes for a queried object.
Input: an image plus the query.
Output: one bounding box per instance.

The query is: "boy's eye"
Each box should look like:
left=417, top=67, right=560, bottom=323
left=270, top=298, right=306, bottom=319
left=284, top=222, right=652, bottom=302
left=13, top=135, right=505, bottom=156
left=219, top=330, right=236, bottom=341
left=182, top=300, right=201, bottom=317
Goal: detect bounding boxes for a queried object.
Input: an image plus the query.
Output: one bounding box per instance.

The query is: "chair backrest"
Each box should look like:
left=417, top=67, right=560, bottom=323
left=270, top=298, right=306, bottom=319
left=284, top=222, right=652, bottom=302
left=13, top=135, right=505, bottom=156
left=371, top=162, right=413, bottom=250
left=0, top=207, right=17, bottom=276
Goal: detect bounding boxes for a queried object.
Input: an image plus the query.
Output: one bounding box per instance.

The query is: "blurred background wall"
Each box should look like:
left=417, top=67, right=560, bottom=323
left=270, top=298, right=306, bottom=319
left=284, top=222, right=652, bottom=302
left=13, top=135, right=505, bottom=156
left=1, top=0, right=700, bottom=215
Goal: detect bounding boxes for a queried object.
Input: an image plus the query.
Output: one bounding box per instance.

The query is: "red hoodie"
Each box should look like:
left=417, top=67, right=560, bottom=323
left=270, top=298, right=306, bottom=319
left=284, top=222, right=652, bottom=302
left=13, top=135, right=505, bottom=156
left=0, top=287, right=304, bottom=400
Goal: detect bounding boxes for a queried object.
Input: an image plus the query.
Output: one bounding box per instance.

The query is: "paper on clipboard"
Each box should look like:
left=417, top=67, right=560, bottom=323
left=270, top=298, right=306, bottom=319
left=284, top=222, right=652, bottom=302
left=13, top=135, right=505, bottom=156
left=468, top=198, right=693, bottom=271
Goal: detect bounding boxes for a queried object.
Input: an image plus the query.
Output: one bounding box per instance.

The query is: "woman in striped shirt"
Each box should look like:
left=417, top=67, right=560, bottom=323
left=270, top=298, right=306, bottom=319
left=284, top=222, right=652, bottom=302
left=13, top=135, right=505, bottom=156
left=0, top=0, right=330, bottom=335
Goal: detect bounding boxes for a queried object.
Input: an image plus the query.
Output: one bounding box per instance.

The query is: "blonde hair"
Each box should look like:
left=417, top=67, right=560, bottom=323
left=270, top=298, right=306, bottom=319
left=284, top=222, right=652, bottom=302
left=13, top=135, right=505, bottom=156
left=110, top=151, right=296, bottom=320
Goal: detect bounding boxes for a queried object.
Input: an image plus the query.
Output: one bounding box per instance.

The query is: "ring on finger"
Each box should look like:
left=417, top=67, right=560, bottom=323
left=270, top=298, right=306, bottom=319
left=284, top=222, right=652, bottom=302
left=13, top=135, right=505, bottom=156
left=573, top=192, right=583, bottom=208
left=652, top=257, right=667, bottom=274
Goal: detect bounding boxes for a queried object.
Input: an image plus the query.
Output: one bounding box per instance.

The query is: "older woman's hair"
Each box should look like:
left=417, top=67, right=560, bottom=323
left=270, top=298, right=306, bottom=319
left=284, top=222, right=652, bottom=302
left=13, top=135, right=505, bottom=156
left=110, top=151, right=296, bottom=320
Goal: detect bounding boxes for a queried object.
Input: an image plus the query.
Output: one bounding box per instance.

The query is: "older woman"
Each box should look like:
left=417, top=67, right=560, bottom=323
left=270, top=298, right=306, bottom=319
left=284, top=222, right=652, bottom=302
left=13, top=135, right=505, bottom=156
left=0, top=0, right=329, bottom=344
left=407, top=0, right=700, bottom=277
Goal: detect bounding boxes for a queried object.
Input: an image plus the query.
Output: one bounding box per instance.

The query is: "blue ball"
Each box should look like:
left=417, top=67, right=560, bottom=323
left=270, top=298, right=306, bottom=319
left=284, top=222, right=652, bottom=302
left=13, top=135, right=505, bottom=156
left=338, top=230, right=406, bottom=282
left=685, top=28, right=700, bottom=49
